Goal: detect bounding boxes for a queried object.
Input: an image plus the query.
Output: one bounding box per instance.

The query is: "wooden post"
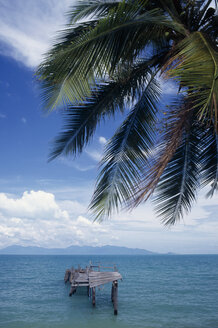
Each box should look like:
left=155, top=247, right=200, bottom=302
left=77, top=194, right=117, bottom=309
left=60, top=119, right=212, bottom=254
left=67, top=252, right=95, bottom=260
left=69, top=268, right=75, bottom=284
left=87, top=286, right=90, bottom=297
left=64, top=269, right=70, bottom=283
left=111, top=284, right=114, bottom=302
left=69, top=286, right=76, bottom=296
left=92, top=287, right=96, bottom=306
left=113, top=281, right=118, bottom=315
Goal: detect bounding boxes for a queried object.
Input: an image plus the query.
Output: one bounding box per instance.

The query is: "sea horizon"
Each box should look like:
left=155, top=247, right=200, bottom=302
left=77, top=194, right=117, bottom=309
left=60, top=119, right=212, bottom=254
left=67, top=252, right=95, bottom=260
left=1, top=244, right=218, bottom=255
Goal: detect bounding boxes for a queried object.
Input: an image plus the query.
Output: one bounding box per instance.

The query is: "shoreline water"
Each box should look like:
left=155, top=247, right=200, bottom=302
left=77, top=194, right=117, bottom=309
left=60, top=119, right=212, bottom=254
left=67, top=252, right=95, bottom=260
left=0, top=254, right=218, bottom=328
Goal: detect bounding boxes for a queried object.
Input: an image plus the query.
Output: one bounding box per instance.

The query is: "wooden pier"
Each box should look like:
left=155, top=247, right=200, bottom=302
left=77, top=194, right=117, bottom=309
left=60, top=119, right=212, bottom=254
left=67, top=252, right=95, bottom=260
left=64, top=264, right=122, bottom=315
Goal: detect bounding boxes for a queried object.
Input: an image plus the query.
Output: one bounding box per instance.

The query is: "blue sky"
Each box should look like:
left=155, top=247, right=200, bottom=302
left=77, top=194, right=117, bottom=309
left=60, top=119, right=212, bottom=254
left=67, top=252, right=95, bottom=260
left=0, top=0, right=217, bottom=254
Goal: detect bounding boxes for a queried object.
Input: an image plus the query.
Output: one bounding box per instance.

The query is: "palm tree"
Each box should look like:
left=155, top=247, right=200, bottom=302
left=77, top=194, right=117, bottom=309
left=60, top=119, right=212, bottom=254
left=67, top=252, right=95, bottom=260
left=37, top=0, right=218, bottom=225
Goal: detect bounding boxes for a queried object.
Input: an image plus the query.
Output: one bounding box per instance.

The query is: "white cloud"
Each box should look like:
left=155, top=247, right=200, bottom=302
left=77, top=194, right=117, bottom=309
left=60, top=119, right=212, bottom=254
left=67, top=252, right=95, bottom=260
left=159, top=76, right=179, bottom=95
left=58, top=157, right=96, bottom=171
left=0, top=188, right=218, bottom=253
left=21, top=117, right=27, bottom=124
left=0, top=0, right=74, bottom=68
left=0, top=0, right=216, bottom=71
left=84, top=136, right=108, bottom=162
left=76, top=215, right=107, bottom=233
left=59, top=200, right=87, bottom=216
left=0, top=190, right=112, bottom=248
left=85, top=149, right=102, bottom=162
left=99, top=136, right=107, bottom=145
left=0, top=190, right=68, bottom=220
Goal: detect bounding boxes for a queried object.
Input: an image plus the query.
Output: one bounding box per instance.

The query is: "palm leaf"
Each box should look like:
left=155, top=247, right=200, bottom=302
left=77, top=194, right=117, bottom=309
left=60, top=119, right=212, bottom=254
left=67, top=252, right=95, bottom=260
left=67, top=0, right=122, bottom=23
left=89, top=75, right=160, bottom=220
left=153, top=114, right=201, bottom=225
left=133, top=99, right=189, bottom=206
left=37, top=3, right=185, bottom=110
left=165, top=31, right=218, bottom=128
left=200, top=127, right=218, bottom=197
left=197, top=0, right=213, bottom=27
left=49, top=58, right=160, bottom=160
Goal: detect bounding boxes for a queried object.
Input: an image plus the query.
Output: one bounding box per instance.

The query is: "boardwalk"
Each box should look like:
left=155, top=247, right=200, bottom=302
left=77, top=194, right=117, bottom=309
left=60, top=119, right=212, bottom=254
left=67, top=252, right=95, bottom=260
left=64, top=264, right=122, bottom=315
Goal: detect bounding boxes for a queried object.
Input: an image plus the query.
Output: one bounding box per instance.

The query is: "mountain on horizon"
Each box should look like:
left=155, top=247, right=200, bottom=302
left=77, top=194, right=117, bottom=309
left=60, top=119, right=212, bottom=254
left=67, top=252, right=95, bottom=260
left=0, top=244, right=158, bottom=255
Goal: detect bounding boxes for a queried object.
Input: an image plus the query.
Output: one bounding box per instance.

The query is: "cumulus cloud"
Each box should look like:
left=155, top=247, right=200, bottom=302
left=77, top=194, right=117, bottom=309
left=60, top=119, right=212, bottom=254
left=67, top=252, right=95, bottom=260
left=0, top=190, right=68, bottom=220
left=59, top=200, right=86, bottom=216
left=85, top=149, right=102, bottom=162
left=0, top=190, right=113, bottom=248
left=0, top=0, right=74, bottom=68
left=0, top=188, right=218, bottom=253
left=99, top=136, right=107, bottom=145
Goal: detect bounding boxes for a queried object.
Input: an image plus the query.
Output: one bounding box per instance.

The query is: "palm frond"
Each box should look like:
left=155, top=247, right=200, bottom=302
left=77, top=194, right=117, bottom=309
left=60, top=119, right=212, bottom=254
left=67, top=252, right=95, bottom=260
left=197, top=0, right=212, bottom=26
left=165, top=31, right=218, bottom=128
left=200, top=128, right=218, bottom=197
left=37, top=3, right=185, bottom=110
left=49, top=82, right=122, bottom=161
left=133, top=99, right=189, bottom=206
left=37, top=0, right=218, bottom=226
left=89, top=75, right=160, bottom=220
left=153, top=114, right=201, bottom=225
left=49, top=59, right=160, bottom=160
left=67, top=0, right=122, bottom=23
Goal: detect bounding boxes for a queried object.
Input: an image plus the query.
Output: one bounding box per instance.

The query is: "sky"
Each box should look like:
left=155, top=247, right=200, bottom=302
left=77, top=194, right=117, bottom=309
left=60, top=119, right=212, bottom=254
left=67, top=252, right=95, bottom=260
left=0, top=0, right=217, bottom=254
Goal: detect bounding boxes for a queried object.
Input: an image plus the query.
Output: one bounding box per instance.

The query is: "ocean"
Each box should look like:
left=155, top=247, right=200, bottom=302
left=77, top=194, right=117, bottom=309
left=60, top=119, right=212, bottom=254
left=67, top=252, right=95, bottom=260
left=0, top=255, right=218, bottom=328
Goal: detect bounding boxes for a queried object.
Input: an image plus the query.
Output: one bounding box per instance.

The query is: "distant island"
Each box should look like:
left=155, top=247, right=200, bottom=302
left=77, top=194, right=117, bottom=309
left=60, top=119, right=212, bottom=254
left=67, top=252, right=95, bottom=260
left=0, top=244, right=161, bottom=255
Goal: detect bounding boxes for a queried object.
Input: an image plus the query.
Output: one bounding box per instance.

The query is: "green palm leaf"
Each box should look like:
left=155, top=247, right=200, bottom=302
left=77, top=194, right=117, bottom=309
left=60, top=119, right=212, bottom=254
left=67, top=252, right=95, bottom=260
left=166, top=31, right=218, bottom=128
left=90, top=75, right=160, bottom=220
left=49, top=58, right=160, bottom=160
left=200, top=128, right=218, bottom=197
left=38, top=0, right=218, bottom=225
left=68, top=0, right=122, bottom=23
left=154, top=114, right=201, bottom=225
left=133, top=99, right=189, bottom=206
left=37, top=3, right=185, bottom=109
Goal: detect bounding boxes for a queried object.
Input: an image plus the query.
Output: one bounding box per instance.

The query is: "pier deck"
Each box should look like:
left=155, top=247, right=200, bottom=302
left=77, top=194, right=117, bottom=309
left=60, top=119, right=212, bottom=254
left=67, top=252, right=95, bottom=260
left=64, top=264, right=122, bottom=315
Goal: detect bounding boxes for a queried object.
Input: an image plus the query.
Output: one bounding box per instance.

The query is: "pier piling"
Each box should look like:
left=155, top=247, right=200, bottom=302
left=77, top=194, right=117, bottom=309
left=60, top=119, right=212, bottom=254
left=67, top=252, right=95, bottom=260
left=113, top=281, right=118, bottom=315
left=64, top=264, right=122, bottom=314
left=92, top=287, right=96, bottom=306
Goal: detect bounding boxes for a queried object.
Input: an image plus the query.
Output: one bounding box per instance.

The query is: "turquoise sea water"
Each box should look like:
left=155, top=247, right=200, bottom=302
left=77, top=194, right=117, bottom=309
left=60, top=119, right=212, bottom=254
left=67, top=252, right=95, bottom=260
left=0, top=255, right=218, bottom=328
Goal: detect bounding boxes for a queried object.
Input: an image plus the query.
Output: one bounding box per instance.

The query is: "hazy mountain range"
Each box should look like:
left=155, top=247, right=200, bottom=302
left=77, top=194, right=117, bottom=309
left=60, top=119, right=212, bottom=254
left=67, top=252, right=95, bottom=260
left=0, top=244, right=160, bottom=255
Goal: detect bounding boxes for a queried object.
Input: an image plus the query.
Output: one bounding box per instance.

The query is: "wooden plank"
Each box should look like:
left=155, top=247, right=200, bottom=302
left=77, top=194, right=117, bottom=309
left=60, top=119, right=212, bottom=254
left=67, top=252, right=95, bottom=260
left=90, top=279, right=119, bottom=288
left=64, top=264, right=122, bottom=315
left=89, top=276, right=122, bottom=286
left=89, top=275, right=121, bottom=281
left=89, top=272, right=122, bottom=279
left=74, top=283, right=89, bottom=286
left=72, top=284, right=90, bottom=287
left=70, top=270, right=121, bottom=288
left=89, top=277, right=120, bottom=283
left=89, top=271, right=121, bottom=276
left=89, top=277, right=121, bottom=282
